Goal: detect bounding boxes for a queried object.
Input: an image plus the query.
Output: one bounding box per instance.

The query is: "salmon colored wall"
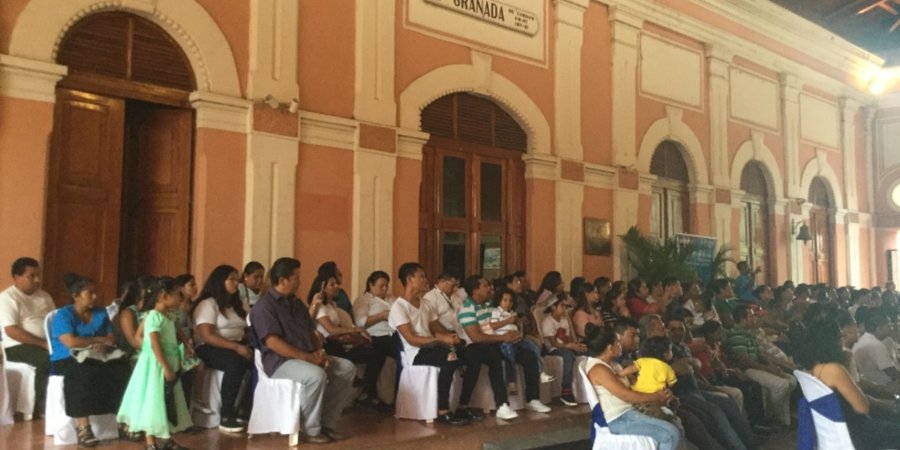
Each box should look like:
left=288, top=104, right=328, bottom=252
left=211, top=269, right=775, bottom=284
left=730, top=207, right=741, bottom=253
left=637, top=193, right=651, bottom=234
left=0, top=97, right=53, bottom=286
left=727, top=123, right=786, bottom=191
left=858, top=226, right=872, bottom=286
left=526, top=178, right=555, bottom=286
left=192, top=129, right=246, bottom=280
left=295, top=144, right=353, bottom=291
left=582, top=186, right=614, bottom=278
left=298, top=0, right=355, bottom=118
left=875, top=229, right=900, bottom=285
left=392, top=157, right=422, bottom=297
left=196, top=0, right=249, bottom=97
left=690, top=203, right=712, bottom=236
left=834, top=223, right=847, bottom=286
left=581, top=4, right=612, bottom=166
left=0, top=0, right=28, bottom=53
left=826, top=151, right=844, bottom=189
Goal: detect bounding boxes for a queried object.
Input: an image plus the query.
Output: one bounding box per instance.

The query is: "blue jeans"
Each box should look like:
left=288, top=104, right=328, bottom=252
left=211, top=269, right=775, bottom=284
left=499, top=340, right=544, bottom=382
left=549, top=348, right=576, bottom=389
left=606, top=408, right=682, bottom=450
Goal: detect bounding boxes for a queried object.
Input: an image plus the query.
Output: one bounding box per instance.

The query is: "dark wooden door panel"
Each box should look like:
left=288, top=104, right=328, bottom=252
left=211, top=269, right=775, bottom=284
left=120, top=101, right=192, bottom=280
left=44, top=89, right=125, bottom=305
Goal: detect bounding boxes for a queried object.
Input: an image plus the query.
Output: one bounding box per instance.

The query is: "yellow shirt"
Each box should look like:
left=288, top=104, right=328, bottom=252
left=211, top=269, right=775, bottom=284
left=631, top=357, right=677, bottom=394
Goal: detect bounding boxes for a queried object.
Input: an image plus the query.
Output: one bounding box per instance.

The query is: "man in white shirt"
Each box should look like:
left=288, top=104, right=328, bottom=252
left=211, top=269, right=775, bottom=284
left=0, top=257, right=55, bottom=417
left=852, top=311, right=900, bottom=388
left=389, top=263, right=469, bottom=426
left=422, top=271, right=463, bottom=335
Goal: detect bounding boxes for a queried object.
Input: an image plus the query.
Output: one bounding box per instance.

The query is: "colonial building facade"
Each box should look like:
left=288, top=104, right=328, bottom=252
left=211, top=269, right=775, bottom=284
left=0, top=0, right=895, bottom=302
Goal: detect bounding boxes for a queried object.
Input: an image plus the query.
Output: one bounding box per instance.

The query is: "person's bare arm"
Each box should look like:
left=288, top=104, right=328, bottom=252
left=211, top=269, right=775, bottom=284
left=3, top=325, right=48, bottom=349
left=58, top=332, right=114, bottom=349
left=397, top=323, right=455, bottom=348
left=317, top=316, right=358, bottom=337
left=150, top=331, right=176, bottom=381
left=429, top=319, right=453, bottom=336
left=588, top=363, right=669, bottom=405
left=117, top=309, right=142, bottom=350
left=464, top=323, right=517, bottom=344
left=196, top=323, right=251, bottom=359
left=822, top=363, right=869, bottom=415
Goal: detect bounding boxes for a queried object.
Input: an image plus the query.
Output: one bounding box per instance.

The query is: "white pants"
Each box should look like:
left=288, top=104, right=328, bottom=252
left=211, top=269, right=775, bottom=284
left=744, top=368, right=796, bottom=425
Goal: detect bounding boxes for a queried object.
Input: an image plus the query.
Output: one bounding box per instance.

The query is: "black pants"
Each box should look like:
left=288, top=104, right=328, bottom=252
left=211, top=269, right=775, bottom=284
left=413, top=346, right=461, bottom=410
left=721, top=375, right=766, bottom=425
left=195, top=344, right=253, bottom=420
left=6, top=344, right=50, bottom=415
left=510, top=343, right=541, bottom=402
left=324, top=335, right=392, bottom=400
left=53, top=357, right=130, bottom=418
left=459, top=343, right=507, bottom=407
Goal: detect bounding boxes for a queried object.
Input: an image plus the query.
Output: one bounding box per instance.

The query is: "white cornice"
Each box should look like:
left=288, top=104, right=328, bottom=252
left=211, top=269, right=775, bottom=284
left=584, top=162, right=617, bottom=189
left=0, top=54, right=67, bottom=103
left=189, top=91, right=251, bottom=134
left=299, top=111, right=357, bottom=151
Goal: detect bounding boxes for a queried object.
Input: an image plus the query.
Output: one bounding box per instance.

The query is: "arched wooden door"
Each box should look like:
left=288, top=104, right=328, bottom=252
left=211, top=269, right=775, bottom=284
left=419, top=93, right=526, bottom=281
left=43, top=12, right=195, bottom=304
left=809, top=177, right=835, bottom=285
left=739, top=162, right=772, bottom=285
left=649, top=140, right=690, bottom=241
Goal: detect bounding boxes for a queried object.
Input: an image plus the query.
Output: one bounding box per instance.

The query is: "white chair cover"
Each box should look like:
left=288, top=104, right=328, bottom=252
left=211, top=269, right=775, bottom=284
left=42, top=311, right=119, bottom=444
left=4, top=357, right=35, bottom=420
left=246, top=350, right=303, bottom=446
left=190, top=364, right=224, bottom=428
left=577, top=359, right=658, bottom=450
left=0, top=353, right=14, bottom=425
left=793, top=370, right=856, bottom=450
left=395, top=348, right=440, bottom=422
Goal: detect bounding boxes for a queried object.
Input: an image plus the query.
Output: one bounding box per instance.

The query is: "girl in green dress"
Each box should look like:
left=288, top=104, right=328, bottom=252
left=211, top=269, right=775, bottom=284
left=117, top=277, right=192, bottom=450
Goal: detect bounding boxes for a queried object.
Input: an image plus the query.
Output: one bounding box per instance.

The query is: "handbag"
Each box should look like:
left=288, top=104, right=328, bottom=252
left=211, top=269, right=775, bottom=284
left=327, top=332, right=371, bottom=350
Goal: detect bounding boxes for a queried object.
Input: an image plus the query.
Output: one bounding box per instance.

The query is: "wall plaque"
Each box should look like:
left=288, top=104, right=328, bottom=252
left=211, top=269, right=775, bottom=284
left=424, top=0, right=540, bottom=36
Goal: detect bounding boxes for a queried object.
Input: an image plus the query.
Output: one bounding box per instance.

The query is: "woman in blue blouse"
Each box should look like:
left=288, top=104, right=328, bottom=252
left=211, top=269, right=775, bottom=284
left=50, top=273, right=130, bottom=447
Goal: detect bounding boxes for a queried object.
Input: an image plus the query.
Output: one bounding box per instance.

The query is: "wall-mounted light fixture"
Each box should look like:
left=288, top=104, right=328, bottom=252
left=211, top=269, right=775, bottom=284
left=256, top=95, right=300, bottom=114
left=791, top=219, right=812, bottom=243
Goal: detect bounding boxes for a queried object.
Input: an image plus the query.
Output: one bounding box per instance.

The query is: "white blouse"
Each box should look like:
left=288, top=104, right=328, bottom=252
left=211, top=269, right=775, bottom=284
left=353, top=292, right=394, bottom=337
left=586, top=356, right=635, bottom=422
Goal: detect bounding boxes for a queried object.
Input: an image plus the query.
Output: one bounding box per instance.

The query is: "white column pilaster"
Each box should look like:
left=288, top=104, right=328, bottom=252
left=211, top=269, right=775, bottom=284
left=780, top=73, right=802, bottom=198
left=0, top=54, right=67, bottom=103
left=554, top=0, right=588, bottom=160
left=244, top=132, right=299, bottom=265
left=352, top=146, right=398, bottom=297
left=706, top=45, right=731, bottom=187
left=354, top=0, right=396, bottom=125
left=840, top=98, right=860, bottom=211
left=556, top=181, right=584, bottom=281
left=609, top=7, right=642, bottom=168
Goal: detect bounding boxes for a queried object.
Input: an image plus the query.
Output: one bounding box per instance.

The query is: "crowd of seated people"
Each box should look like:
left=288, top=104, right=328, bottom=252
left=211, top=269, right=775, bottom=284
left=5, top=254, right=900, bottom=449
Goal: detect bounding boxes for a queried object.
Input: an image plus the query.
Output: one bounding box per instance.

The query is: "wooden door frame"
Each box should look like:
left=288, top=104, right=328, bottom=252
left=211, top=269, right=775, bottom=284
left=420, top=136, right=525, bottom=280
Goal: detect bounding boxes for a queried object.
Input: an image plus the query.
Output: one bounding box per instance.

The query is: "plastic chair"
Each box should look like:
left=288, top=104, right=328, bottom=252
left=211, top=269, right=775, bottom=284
left=793, top=370, right=856, bottom=450
left=0, top=350, right=14, bottom=425
left=246, top=350, right=304, bottom=446
left=577, top=359, right=658, bottom=450
left=2, top=345, right=35, bottom=420
left=43, top=310, right=119, bottom=445
left=190, top=364, right=224, bottom=428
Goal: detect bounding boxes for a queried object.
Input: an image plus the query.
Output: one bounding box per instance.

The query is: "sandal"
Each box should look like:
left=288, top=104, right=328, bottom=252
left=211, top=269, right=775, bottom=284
left=160, top=439, right=189, bottom=450
left=76, top=423, right=99, bottom=448
left=118, top=423, right=145, bottom=442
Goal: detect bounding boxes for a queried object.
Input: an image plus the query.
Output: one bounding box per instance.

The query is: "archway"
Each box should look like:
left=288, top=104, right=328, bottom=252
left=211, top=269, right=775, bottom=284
left=42, top=11, right=196, bottom=304
left=739, top=162, right=772, bottom=284
left=809, top=177, right=836, bottom=285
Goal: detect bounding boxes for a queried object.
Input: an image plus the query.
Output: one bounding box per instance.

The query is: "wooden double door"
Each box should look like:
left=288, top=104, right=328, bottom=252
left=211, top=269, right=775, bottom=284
left=419, top=138, right=525, bottom=282
left=43, top=88, right=193, bottom=304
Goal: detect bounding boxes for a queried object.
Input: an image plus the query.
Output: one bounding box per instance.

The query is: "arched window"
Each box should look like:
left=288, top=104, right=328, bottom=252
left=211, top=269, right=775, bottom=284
left=809, top=177, right=835, bottom=285
left=419, top=93, right=526, bottom=280
left=739, top=162, right=771, bottom=284
left=649, top=140, right=690, bottom=240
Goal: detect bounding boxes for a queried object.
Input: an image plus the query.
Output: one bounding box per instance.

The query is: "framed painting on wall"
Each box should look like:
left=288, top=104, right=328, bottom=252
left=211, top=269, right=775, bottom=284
left=584, top=218, right=612, bottom=256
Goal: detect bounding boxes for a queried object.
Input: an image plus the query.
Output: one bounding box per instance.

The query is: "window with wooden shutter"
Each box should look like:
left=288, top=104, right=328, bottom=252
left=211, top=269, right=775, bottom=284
left=649, top=140, right=690, bottom=240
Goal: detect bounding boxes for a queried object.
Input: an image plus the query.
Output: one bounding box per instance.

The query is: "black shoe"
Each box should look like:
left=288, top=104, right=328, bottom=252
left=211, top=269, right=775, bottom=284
left=436, top=412, right=470, bottom=426
left=458, top=408, right=485, bottom=421
left=218, top=417, right=245, bottom=433
left=160, top=440, right=189, bottom=450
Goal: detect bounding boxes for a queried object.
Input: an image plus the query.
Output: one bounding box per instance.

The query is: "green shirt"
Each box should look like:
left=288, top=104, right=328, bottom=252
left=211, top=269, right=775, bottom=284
left=457, top=297, right=492, bottom=344
left=723, top=326, right=761, bottom=362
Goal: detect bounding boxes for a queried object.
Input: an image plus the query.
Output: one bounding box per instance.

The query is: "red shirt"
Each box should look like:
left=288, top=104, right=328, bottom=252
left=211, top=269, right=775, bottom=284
left=627, top=296, right=659, bottom=319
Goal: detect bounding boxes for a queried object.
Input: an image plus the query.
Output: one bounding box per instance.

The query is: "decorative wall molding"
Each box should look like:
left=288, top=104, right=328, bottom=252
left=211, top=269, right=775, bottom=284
left=244, top=131, right=299, bottom=266
left=554, top=0, right=587, bottom=161
left=609, top=6, right=642, bottom=168
left=636, top=106, right=710, bottom=184
left=9, top=0, right=242, bottom=97
left=0, top=54, right=67, bottom=103
left=730, top=133, right=786, bottom=199
left=523, top=153, right=560, bottom=180
left=299, top=111, right=358, bottom=151
left=354, top=0, right=397, bottom=125
left=398, top=61, right=551, bottom=155
left=189, top=91, right=251, bottom=133
left=248, top=0, right=299, bottom=101
left=584, top=163, right=617, bottom=189
left=397, top=129, right=429, bottom=161
left=798, top=153, right=846, bottom=209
